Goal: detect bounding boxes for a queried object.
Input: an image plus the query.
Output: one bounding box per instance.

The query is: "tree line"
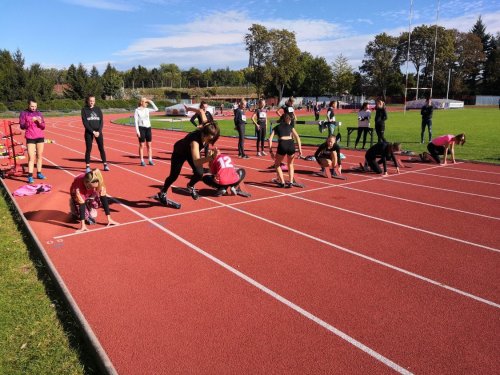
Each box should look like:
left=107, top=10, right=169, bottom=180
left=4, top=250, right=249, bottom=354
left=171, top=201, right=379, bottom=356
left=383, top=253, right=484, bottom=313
left=0, top=16, right=497, bottom=107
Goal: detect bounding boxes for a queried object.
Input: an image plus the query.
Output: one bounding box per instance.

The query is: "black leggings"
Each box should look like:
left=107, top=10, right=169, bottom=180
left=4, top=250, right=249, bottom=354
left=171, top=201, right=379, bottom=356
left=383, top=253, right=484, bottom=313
left=256, top=126, right=266, bottom=152
left=161, top=153, right=203, bottom=193
left=236, top=123, right=246, bottom=156
left=355, top=127, right=370, bottom=148
left=427, top=143, right=444, bottom=163
left=375, top=122, right=386, bottom=143
left=84, top=131, right=107, bottom=164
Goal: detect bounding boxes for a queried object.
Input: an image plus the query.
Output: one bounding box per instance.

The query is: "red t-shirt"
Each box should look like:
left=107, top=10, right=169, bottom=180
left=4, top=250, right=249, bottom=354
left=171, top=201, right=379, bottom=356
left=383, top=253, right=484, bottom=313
left=210, top=154, right=239, bottom=185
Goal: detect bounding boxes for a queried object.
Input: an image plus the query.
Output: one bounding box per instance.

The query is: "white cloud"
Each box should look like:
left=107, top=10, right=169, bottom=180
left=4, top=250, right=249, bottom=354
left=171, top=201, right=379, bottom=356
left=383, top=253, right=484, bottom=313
left=62, top=0, right=136, bottom=11
left=111, top=7, right=500, bottom=71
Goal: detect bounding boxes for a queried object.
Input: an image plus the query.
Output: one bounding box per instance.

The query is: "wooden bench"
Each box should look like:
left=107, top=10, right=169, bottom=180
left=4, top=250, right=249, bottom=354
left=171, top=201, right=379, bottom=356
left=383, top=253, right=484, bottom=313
left=346, top=127, right=374, bottom=148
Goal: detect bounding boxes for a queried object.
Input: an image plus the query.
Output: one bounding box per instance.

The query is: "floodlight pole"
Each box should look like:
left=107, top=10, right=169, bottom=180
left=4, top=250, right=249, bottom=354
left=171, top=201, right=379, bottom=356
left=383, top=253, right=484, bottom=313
left=430, top=0, right=441, bottom=98
left=404, top=0, right=414, bottom=115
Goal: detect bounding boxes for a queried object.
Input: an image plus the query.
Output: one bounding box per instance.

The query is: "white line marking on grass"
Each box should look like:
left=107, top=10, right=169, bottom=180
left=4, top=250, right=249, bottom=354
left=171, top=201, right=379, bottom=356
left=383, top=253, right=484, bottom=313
left=46, top=133, right=500, bottom=308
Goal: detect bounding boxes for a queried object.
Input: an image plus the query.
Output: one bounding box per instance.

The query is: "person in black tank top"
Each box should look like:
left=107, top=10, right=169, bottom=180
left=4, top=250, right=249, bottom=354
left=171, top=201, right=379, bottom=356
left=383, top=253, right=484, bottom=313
left=157, top=122, right=220, bottom=205
left=268, top=114, right=304, bottom=188
left=252, top=98, right=268, bottom=156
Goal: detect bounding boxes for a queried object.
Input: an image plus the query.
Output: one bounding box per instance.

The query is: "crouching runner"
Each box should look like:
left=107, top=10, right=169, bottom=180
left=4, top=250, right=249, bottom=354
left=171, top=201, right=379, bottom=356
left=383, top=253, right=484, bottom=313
left=70, top=168, right=119, bottom=232
left=202, top=149, right=251, bottom=197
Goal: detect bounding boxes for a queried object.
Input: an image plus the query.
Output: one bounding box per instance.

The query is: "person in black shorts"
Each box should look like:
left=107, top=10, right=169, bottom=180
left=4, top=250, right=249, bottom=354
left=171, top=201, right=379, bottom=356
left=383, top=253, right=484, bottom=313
left=157, top=122, right=220, bottom=207
left=362, top=142, right=402, bottom=176
left=268, top=114, right=303, bottom=188
left=314, top=135, right=342, bottom=178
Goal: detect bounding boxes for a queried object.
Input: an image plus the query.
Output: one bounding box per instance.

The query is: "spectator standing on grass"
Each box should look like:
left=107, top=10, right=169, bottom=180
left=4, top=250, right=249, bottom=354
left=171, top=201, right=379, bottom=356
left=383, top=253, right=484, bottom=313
left=420, top=134, right=466, bottom=165
left=374, top=98, right=388, bottom=143
left=420, top=97, right=433, bottom=143
left=81, top=95, right=109, bottom=173
left=70, top=168, right=119, bottom=232
left=355, top=102, right=371, bottom=149
left=134, top=97, right=158, bottom=166
left=325, top=100, right=337, bottom=136
left=252, top=98, right=268, bottom=156
left=276, top=97, right=296, bottom=127
left=157, top=122, right=220, bottom=205
left=313, top=102, right=320, bottom=121
left=19, top=99, right=46, bottom=184
left=234, top=98, right=249, bottom=158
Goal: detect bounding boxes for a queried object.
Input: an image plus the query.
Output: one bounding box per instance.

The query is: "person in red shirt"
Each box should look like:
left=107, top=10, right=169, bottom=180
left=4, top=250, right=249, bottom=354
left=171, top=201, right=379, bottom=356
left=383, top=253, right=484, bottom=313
left=70, top=168, right=119, bottom=232
left=202, top=150, right=251, bottom=197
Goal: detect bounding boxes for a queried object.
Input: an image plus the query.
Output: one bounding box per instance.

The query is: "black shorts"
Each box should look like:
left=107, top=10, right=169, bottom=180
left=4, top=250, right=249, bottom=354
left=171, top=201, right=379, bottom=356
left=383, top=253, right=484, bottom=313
left=26, top=137, right=44, bottom=144
left=138, top=127, right=152, bottom=143
left=277, top=139, right=295, bottom=156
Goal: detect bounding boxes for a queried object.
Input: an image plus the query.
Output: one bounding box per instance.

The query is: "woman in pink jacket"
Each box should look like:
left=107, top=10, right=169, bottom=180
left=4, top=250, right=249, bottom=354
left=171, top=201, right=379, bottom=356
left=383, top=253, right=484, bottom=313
left=19, top=99, right=46, bottom=184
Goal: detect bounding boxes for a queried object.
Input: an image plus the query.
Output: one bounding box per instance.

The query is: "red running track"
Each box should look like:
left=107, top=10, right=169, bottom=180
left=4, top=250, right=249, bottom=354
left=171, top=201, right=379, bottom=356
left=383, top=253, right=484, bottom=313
left=2, top=114, right=499, bottom=374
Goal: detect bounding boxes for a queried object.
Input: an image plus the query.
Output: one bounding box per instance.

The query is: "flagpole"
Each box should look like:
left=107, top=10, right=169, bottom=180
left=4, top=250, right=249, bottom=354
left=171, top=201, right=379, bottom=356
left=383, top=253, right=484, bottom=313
left=404, top=0, right=414, bottom=115
left=430, top=0, right=440, bottom=99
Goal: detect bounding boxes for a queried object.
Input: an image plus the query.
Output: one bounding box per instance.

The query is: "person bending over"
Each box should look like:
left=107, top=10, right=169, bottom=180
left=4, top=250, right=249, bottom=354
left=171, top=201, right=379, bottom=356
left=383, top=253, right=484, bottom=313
left=421, top=134, right=466, bottom=165
left=202, top=151, right=251, bottom=197
left=314, top=135, right=342, bottom=178
left=157, top=122, right=220, bottom=206
left=70, top=168, right=119, bottom=232
left=363, top=142, right=403, bottom=176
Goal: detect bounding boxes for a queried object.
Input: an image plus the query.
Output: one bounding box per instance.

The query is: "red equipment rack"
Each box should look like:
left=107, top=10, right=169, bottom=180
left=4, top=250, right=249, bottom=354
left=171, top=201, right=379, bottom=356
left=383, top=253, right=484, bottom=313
left=0, top=120, right=26, bottom=178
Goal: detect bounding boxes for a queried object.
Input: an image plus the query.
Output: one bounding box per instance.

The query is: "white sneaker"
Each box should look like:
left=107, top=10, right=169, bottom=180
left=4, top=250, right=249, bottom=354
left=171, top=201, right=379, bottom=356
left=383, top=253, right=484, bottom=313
left=257, top=152, right=262, bottom=156
left=261, top=151, right=267, bottom=156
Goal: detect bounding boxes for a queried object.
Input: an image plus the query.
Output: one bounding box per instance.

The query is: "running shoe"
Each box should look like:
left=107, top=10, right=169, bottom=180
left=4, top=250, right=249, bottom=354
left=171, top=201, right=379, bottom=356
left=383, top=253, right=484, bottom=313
left=290, top=180, right=305, bottom=188
left=27, top=176, right=34, bottom=184
left=257, top=152, right=262, bottom=156
left=215, top=188, right=226, bottom=197
left=140, top=161, right=146, bottom=166
left=187, top=185, right=199, bottom=200
left=148, top=160, right=154, bottom=166
left=261, top=151, right=267, bottom=156
left=85, top=166, right=91, bottom=173
left=103, top=164, right=110, bottom=171
left=242, top=155, right=250, bottom=159
left=36, top=172, right=46, bottom=179
left=235, top=188, right=251, bottom=197
left=157, top=191, right=168, bottom=205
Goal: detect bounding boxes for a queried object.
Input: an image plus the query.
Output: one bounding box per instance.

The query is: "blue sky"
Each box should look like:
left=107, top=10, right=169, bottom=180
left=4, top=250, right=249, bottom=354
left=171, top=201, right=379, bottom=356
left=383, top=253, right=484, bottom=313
left=2, top=0, right=499, bottom=73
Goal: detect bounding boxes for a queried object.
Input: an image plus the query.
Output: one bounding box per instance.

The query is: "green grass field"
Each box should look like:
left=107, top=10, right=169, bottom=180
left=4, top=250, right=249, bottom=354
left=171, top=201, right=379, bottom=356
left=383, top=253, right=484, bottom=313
left=0, top=190, right=96, bottom=375
left=115, top=107, right=499, bottom=163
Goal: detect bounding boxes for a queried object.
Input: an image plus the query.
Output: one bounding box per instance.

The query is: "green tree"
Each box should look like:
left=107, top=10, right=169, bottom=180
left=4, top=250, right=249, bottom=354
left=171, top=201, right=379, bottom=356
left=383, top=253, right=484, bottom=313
left=360, top=32, right=401, bottom=99
left=301, top=56, right=333, bottom=100
left=87, top=66, right=103, bottom=99
left=101, top=63, right=123, bottom=98
left=0, top=50, right=20, bottom=101
left=64, top=63, right=88, bottom=99
left=483, top=33, right=499, bottom=94
left=470, top=16, right=494, bottom=93
left=453, top=31, right=486, bottom=96
left=331, top=54, right=355, bottom=96
left=267, top=28, right=301, bottom=102
left=159, top=63, right=181, bottom=88
left=25, top=64, right=55, bottom=101
left=245, top=24, right=271, bottom=98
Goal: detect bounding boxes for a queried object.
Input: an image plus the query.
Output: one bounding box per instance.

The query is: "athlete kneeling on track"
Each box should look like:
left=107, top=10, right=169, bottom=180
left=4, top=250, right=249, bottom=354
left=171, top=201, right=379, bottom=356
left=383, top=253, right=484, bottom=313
left=202, top=150, right=251, bottom=197
left=420, top=133, right=466, bottom=165
left=314, top=135, right=342, bottom=178
left=269, top=113, right=304, bottom=188
left=70, top=168, right=119, bottom=232
left=361, top=142, right=403, bottom=176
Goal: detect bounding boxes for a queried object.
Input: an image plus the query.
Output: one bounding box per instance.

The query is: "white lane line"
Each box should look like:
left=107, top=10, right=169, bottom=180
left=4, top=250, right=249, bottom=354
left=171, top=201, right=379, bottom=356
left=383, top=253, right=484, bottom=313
left=337, top=185, right=500, bottom=221
left=386, top=179, right=500, bottom=200
left=412, top=170, right=500, bottom=186
left=44, top=141, right=500, bottom=309
left=41, top=155, right=413, bottom=374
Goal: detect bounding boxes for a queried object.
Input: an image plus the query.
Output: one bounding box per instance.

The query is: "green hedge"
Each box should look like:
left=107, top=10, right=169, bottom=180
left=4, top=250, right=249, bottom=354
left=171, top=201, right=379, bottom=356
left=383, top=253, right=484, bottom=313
left=4, top=98, right=174, bottom=112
